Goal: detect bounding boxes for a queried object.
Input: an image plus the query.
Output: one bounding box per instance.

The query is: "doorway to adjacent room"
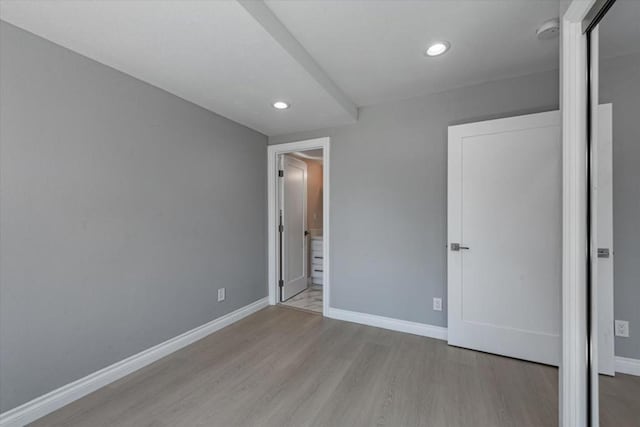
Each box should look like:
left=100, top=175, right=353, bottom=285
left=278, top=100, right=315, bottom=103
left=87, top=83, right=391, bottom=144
left=267, top=138, right=330, bottom=315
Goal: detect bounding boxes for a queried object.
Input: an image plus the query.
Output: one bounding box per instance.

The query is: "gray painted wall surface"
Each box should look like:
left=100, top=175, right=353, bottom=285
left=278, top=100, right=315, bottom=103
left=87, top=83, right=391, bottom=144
left=270, top=70, right=560, bottom=327
left=600, top=52, right=640, bottom=360
left=0, top=22, right=267, bottom=412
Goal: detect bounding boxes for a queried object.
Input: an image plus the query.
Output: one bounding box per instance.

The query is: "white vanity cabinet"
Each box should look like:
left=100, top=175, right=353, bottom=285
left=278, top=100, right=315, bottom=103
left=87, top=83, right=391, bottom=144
left=310, top=236, right=323, bottom=285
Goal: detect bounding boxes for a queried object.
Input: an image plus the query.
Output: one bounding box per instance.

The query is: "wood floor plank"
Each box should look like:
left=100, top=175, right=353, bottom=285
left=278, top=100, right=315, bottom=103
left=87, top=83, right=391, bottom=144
left=309, top=341, right=391, bottom=427
left=29, top=306, right=640, bottom=427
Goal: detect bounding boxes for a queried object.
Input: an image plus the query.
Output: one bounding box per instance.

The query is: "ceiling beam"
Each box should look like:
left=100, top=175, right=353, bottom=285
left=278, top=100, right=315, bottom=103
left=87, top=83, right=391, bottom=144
left=237, top=0, right=358, bottom=121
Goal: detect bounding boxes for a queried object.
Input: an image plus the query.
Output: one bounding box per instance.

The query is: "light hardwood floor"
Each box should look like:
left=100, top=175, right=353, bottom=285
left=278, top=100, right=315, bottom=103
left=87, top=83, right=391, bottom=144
left=31, top=306, right=639, bottom=427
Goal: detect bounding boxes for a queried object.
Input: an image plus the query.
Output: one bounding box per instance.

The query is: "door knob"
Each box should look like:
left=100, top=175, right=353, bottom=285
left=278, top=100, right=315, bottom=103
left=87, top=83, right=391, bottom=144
left=450, top=243, right=470, bottom=251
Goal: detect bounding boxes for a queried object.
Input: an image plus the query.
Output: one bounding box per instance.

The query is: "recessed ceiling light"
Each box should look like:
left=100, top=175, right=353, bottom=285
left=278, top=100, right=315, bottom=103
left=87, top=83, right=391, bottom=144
left=425, top=41, right=450, bottom=57
left=273, top=101, right=290, bottom=110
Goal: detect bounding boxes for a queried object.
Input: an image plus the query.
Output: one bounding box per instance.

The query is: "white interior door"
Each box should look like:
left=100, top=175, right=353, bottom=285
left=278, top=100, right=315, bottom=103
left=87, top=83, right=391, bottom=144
left=595, top=103, right=615, bottom=375
left=279, top=155, right=308, bottom=301
left=448, top=111, right=562, bottom=366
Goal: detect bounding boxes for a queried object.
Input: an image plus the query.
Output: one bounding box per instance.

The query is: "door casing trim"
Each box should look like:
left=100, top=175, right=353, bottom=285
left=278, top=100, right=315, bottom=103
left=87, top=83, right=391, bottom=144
left=267, top=138, right=330, bottom=315
left=561, top=1, right=598, bottom=425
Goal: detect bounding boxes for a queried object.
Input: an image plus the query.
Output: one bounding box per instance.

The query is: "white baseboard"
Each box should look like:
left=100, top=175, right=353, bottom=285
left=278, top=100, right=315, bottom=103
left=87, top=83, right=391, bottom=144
left=326, top=308, right=640, bottom=377
left=8, top=296, right=630, bottom=426
left=616, top=356, right=640, bottom=377
left=0, top=297, right=269, bottom=427
left=326, top=307, right=448, bottom=341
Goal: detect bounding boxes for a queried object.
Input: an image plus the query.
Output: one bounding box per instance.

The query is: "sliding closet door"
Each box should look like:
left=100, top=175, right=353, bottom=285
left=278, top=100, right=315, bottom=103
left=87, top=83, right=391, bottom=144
left=587, top=1, right=640, bottom=425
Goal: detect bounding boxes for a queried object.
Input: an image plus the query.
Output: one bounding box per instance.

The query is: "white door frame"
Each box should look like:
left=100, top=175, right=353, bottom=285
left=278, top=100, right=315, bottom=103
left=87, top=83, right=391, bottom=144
left=561, top=1, right=597, bottom=426
left=267, top=138, right=330, bottom=315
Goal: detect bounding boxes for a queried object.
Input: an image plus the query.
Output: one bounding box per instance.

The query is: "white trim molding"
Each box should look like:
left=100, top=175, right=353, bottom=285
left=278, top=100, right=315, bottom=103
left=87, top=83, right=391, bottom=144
left=561, top=1, right=597, bottom=426
left=615, top=356, right=640, bottom=377
left=0, top=298, right=269, bottom=427
left=267, top=138, right=330, bottom=316
left=326, top=307, right=448, bottom=341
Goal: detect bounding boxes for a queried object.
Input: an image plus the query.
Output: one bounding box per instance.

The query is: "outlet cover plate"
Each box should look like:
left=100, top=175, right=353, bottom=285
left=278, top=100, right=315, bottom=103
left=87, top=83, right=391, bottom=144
left=217, top=288, right=226, bottom=302
left=433, top=297, right=442, bottom=311
left=615, top=320, right=629, bottom=337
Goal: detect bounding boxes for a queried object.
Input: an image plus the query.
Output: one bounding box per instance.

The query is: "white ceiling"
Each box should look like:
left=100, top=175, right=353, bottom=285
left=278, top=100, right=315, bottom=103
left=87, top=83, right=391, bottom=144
left=0, top=0, right=564, bottom=136
left=0, top=0, right=357, bottom=136
left=291, top=149, right=323, bottom=161
left=265, top=0, right=561, bottom=107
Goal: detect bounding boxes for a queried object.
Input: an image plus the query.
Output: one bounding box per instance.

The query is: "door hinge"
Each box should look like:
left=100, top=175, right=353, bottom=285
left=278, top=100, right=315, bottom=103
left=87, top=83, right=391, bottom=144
left=597, top=248, right=610, bottom=258
left=278, top=224, right=284, bottom=233
left=278, top=170, right=284, bottom=177
left=278, top=279, right=284, bottom=288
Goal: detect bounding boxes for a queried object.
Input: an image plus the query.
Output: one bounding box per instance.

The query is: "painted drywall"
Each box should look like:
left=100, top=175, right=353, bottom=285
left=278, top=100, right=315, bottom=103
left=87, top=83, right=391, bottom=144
left=270, top=70, right=560, bottom=326
left=303, top=158, right=323, bottom=232
left=0, top=22, right=267, bottom=412
left=600, top=51, right=640, bottom=360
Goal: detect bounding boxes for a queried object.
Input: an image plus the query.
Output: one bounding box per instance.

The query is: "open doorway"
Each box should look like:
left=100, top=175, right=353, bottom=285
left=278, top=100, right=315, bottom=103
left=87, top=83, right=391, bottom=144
left=279, top=150, right=323, bottom=312
left=267, top=138, right=330, bottom=315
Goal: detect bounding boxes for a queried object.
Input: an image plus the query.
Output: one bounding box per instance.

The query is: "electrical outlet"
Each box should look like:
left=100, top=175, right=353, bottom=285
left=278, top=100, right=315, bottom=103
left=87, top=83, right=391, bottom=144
left=217, top=288, right=225, bottom=302
left=433, top=297, right=442, bottom=311
left=615, top=320, right=629, bottom=337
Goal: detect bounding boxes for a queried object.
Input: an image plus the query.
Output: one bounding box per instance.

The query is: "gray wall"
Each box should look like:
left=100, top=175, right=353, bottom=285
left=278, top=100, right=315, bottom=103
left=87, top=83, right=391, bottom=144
left=270, top=70, right=560, bottom=327
left=600, top=52, right=640, bottom=360
left=0, top=22, right=267, bottom=412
